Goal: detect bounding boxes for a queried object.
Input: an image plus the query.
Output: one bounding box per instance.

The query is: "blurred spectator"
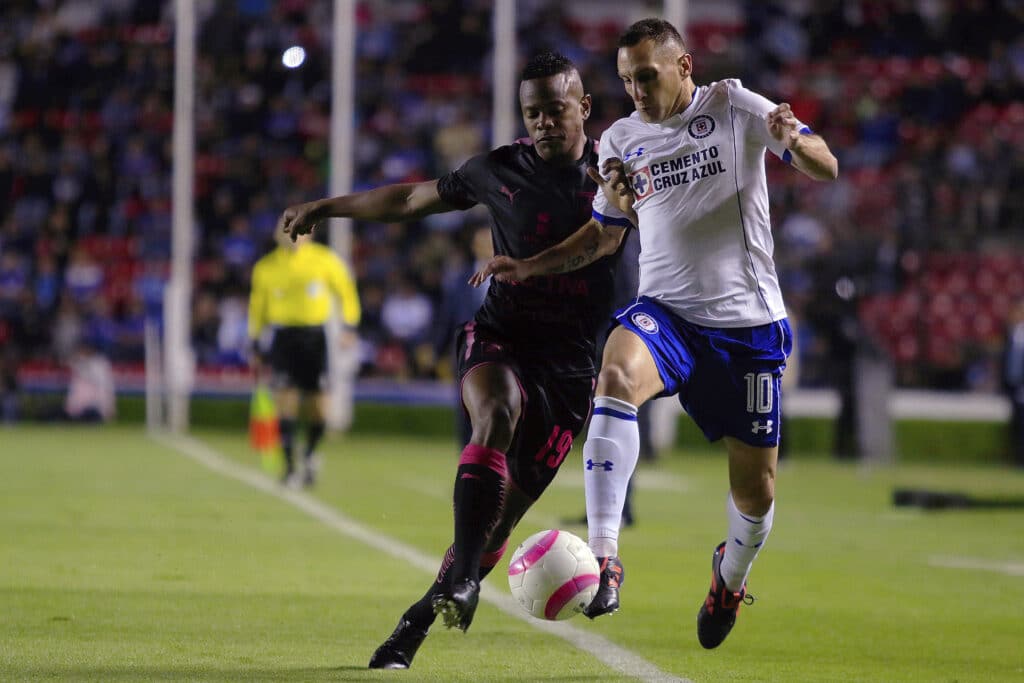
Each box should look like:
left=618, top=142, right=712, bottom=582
left=217, top=285, right=250, bottom=366
left=382, top=275, right=433, bottom=349
left=114, top=296, right=147, bottom=362
left=0, top=251, right=29, bottom=317
left=433, top=104, right=486, bottom=171
left=33, top=253, right=61, bottom=314
left=61, top=341, right=116, bottom=423
left=380, top=273, right=434, bottom=377
left=64, top=246, right=104, bottom=303
left=191, top=288, right=222, bottom=366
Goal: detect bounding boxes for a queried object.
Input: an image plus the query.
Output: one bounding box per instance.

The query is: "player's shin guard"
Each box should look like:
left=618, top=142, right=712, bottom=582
left=719, top=493, right=774, bottom=592
left=584, top=397, right=640, bottom=558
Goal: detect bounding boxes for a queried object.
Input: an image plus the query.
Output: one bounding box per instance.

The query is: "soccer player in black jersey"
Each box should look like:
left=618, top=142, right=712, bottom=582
left=278, top=52, right=634, bottom=670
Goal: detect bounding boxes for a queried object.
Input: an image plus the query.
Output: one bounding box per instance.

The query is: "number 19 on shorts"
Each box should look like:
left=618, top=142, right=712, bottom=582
left=744, top=372, right=774, bottom=414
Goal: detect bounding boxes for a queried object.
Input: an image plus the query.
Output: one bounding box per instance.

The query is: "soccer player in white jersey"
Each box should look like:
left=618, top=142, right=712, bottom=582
left=472, top=18, right=837, bottom=648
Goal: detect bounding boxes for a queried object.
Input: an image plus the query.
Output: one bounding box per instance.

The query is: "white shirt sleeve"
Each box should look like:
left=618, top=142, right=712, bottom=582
left=590, top=128, right=633, bottom=228
left=726, top=79, right=809, bottom=163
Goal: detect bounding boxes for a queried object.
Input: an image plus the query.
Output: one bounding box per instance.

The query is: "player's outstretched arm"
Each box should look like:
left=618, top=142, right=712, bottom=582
left=767, top=103, right=838, bottom=181
left=469, top=218, right=627, bottom=286
left=278, top=180, right=453, bottom=240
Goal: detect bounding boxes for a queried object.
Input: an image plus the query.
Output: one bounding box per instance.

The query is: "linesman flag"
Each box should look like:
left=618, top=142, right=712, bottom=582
left=249, top=384, right=283, bottom=476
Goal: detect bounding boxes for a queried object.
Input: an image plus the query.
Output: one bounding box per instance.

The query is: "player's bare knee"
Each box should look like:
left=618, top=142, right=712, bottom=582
left=731, top=478, right=775, bottom=516
left=595, top=363, right=638, bottom=402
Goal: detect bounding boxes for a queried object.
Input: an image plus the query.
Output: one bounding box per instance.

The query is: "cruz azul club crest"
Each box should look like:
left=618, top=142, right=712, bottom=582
left=631, top=312, right=659, bottom=334
left=688, top=114, right=715, bottom=139
left=628, top=167, right=655, bottom=200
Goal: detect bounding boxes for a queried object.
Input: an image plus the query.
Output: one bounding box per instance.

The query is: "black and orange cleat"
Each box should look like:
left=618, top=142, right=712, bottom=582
left=368, top=617, right=429, bottom=669
left=697, top=541, right=754, bottom=649
left=583, top=556, right=624, bottom=619
left=431, top=578, right=480, bottom=632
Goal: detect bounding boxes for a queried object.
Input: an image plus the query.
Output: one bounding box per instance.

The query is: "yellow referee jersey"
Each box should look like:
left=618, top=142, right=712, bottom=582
left=248, top=241, right=361, bottom=339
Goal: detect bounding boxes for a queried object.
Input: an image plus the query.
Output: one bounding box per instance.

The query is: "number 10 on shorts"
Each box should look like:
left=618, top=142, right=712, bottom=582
left=744, top=372, right=774, bottom=414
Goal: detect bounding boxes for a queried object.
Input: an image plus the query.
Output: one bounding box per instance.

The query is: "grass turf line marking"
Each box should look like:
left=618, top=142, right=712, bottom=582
left=928, top=556, right=1024, bottom=577
left=152, top=431, right=691, bottom=683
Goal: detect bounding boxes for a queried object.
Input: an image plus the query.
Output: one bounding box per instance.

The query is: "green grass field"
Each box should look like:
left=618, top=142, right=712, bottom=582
left=3, top=424, right=1023, bottom=682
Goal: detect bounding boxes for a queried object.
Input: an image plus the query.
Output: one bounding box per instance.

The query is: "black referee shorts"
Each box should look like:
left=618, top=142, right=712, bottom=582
left=267, top=326, right=328, bottom=392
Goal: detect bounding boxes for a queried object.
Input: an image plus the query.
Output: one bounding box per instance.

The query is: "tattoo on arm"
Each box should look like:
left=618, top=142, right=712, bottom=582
left=556, top=233, right=601, bottom=273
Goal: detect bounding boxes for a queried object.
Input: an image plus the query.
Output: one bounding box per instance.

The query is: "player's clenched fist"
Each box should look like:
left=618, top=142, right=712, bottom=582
left=587, top=157, right=634, bottom=215
left=766, top=103, right=802, bottom=149
left=278, top=200, right=323, bottom=241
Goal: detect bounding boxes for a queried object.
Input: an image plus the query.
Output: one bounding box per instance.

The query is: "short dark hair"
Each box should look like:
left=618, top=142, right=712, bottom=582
left=520, top=50, right=577, bottom=81
left=618, top=18, right=686, bottom=50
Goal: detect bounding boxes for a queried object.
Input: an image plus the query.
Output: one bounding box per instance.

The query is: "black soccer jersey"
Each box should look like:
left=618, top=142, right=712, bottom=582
left=437, top=138, right=625, bottom=376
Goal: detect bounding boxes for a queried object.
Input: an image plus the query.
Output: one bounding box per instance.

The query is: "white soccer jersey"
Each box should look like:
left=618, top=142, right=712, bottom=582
left=593, top=79, right=806, bottom=327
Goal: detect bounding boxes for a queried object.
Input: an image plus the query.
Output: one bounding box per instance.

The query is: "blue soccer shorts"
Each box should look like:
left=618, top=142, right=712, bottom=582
left=614, top=297, right=793, bottom=448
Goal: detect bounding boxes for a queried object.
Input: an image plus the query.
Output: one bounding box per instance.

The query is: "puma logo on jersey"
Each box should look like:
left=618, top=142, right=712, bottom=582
left=499, top=185, right=521, bottom=205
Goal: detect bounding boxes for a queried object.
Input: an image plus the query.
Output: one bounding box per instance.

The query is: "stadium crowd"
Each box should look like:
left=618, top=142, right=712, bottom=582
left=1, top=0, right=1023, bottom=404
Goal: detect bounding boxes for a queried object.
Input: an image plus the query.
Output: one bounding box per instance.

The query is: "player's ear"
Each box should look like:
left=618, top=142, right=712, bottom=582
left=580, top=93, right=592, bottom=121
left=678, top=52, right=692, bottom=80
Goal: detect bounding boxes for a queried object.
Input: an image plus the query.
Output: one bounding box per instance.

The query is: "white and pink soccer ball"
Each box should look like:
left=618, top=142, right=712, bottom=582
left=507, top=529, right=600, bottom=620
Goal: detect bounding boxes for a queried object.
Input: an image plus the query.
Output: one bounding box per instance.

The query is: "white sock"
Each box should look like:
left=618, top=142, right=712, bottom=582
left=584, top=396, right=640, bottom=558
left=719, top=493, right=774, bottom=592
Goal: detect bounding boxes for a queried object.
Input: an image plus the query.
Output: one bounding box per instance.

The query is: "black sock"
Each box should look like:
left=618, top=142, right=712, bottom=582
left=279, top=418, right=296, bottom=472
left=305, top=420, right=325, bottom=460
left=450, top=457, right=506, bottom=583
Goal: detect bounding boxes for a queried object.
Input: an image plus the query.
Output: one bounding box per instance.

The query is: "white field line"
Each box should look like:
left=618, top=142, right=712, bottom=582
left=151, top=431, right=691, bottom=683
left=928, top=556, right=1024, bottom=577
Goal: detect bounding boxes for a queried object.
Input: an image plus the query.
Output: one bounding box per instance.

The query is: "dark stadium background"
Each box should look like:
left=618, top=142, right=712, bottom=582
left=1, top=0, right=1022, bottom=461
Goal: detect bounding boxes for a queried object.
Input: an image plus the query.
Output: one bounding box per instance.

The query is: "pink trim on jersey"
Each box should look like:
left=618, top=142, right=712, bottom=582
left=544, top=573, right=600, bottom=620
left=458, top=444, right=508, bottom=479
left=507, top=529, right=559, bottom=576
left=481, top=539, right=509, bottom=569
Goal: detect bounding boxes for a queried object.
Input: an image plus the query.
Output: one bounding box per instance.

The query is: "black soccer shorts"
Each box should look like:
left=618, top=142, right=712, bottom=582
left=456, top=322, right=594, bottom=500
left=267, top=326, right=328, bottom=392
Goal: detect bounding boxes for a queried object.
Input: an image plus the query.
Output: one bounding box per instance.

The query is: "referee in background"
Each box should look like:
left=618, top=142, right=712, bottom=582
left=248, top=229, right=361, bottom=487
